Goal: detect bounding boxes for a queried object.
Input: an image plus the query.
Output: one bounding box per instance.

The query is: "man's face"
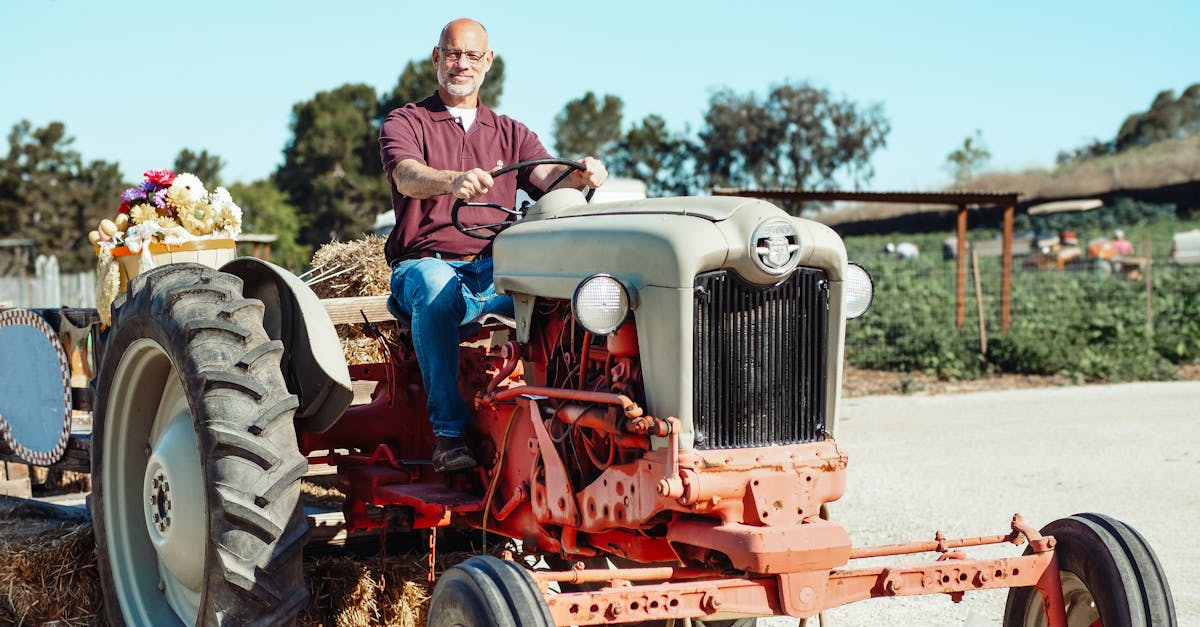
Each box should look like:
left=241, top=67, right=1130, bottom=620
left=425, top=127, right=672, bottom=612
left=434, top=26, right=492, bottom=99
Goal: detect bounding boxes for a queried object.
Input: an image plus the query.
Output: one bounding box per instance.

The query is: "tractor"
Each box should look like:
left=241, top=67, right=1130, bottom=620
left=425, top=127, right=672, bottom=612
left=0, top=158, right=1175, bottom=626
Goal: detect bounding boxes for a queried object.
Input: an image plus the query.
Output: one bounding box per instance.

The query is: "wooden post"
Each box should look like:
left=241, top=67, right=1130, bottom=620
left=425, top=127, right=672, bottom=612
left=1145, top=237, right=1153, bottom=339
left=1001, top=203, right=1014, bottom=331
left=956, top=204, right=968, bottom=327
left=1, top=460, right=32, bottom=498
left=973, top=249, right=987, bottom=355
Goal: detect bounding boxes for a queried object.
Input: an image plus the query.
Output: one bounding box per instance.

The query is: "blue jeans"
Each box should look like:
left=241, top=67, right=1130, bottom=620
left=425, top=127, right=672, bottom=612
left=387, top=256, right=514, bottom=437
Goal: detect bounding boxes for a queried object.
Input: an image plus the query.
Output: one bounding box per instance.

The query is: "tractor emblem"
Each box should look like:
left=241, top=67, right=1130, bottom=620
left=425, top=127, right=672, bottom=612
left=751, top=219, right=800, bottom=274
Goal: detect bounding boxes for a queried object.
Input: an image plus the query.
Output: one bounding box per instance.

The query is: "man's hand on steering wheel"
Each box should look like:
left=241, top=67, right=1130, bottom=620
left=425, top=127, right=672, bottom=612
left=451, top=158, right=600, bottom=241
left=452, top=168, right=495, bottom=200
left=533, top=156, right=608, bottom=192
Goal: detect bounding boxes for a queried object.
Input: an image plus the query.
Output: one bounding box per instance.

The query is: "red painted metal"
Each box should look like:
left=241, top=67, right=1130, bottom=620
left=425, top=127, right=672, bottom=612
left=529, top=518, right=1062, bottom=625
left=311, top=306, right=1077, bottom=627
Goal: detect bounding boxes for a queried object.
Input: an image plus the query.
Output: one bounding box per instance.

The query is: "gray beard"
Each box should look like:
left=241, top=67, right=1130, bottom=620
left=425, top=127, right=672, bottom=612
left=439, top=71, right=487, bottom=98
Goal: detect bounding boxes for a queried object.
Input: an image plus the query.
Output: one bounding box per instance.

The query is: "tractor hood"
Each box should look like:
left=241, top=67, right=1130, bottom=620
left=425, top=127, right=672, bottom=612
left=520, top=190, right=756, bottom=222
left=493, top=188, right=846, bottom=298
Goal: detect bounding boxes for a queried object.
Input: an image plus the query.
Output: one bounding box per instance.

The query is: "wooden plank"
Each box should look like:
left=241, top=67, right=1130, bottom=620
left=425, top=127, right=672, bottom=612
left=321, top=295, right=397, bottom=325
left=0, top=477, right=32, bottom=498
left=0, top=433, right=92, bottom=475
left=3, top=460, right=29, bottom=480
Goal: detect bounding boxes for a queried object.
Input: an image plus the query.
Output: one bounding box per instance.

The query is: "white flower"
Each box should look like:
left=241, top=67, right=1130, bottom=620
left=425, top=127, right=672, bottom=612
left=167, top=173, right=208, bottom=210
left=210, top=187, right=243, bottom=230
left=179, top=201, right=217, bottom=235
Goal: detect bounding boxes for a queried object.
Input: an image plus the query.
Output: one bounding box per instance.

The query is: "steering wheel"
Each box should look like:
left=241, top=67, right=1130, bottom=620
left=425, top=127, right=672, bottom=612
left=451, top=158, right=596, bottom=240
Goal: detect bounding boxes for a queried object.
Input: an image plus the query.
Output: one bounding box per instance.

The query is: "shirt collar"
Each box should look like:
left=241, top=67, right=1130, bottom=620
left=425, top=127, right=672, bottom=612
left=426, top=92, right=496, bottom=128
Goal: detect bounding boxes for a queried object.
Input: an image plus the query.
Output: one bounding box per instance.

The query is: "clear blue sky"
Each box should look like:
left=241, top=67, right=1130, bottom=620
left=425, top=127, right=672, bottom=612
left=2, top=0, right=1196, bottom=192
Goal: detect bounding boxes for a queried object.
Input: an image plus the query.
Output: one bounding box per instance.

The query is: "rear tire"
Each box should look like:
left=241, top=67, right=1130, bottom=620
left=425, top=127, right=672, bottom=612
left=1002, top=513, right=1175, bottom=627
left=428, top=555, right=554, bottom=627
left=92, top=263, right=308, bottom=625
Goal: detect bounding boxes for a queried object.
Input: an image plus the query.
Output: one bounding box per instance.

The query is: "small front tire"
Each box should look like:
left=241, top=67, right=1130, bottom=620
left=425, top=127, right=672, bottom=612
left=1003, top=513, right=1175, bottom=627
left=428, top=555, right=554, bottom=627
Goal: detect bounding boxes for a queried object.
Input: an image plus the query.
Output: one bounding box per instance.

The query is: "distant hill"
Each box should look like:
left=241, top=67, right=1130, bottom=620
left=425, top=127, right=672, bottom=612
left=817, top=135, right=1200, bottom=233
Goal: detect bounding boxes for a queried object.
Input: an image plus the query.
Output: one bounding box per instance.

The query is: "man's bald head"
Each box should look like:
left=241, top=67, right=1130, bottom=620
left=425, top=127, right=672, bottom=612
left=439, top=18, right=488, bottom=48
left=432, top=18, right=493, bottom=106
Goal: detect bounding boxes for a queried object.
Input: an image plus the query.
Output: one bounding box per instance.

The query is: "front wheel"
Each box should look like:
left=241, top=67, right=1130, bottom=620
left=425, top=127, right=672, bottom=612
left=91, top=263, right=309, bottom=625
left=428, top=555, right=554, bottom=627
left=1003, top=513, right=1175, bottom=627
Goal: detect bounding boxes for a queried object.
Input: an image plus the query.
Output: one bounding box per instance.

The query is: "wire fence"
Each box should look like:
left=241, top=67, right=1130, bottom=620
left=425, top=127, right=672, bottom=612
left=846, top=244, right=1200, bottom=379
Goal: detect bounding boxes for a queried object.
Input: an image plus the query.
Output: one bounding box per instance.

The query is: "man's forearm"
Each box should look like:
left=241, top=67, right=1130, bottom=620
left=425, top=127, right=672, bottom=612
left=392, top=160, right=457, bottom=199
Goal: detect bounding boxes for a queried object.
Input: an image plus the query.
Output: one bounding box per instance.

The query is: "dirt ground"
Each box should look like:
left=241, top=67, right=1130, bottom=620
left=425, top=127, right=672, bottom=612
left=840, top=363, right=1200, bottom=398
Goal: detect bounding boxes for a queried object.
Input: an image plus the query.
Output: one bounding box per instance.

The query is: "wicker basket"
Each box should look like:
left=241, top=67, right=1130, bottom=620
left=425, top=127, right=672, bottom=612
left=107, top=239, right=236, bottom=292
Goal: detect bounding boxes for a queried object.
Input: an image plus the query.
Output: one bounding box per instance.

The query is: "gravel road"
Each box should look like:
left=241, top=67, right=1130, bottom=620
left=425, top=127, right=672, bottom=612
left=772, top=380, right=1200, bottom=626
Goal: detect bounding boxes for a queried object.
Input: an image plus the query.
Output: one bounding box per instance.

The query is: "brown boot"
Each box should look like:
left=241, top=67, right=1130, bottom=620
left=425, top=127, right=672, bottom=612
left=433, top=436, right=477, bottom=473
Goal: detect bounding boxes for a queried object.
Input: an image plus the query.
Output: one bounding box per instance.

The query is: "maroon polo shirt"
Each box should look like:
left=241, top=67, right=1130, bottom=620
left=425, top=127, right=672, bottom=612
left=379, top=92, right=552, bottom=263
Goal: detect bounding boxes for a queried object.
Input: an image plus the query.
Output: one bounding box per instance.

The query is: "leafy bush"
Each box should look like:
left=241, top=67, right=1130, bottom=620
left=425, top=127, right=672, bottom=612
left=843, top=225, right=1199, bottom=382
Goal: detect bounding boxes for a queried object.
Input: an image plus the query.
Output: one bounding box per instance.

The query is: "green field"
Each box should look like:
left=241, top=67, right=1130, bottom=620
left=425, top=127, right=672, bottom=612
left=842, top=204, right=1200, bottom=382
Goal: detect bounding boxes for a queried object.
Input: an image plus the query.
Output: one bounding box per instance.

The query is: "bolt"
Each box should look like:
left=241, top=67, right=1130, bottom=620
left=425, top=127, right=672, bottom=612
left=701, top=592, right=723, bottom=613
left=158, top=580, right=165, bottom=592
left=610, top=603, right=624, bottom=617
left=975, top=571, right=991, bottom=586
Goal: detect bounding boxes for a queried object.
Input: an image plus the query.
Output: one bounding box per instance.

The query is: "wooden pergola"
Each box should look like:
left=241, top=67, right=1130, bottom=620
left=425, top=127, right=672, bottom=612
left=711, top=188, right=1021, bottom=331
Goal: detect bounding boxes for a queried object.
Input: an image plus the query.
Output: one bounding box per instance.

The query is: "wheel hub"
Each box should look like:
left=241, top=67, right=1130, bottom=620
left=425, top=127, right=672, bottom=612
left=142, top=407, right=206, bottom=592
left=149, top=471, right=172, bottom=533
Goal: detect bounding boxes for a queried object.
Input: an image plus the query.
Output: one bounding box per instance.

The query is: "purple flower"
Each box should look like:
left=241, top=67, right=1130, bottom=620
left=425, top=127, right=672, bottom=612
left=141, top=180, right=159, bottom=193
left=153, top=188, right=169, bottom=208
left=121, top=186, right=147, bottom=202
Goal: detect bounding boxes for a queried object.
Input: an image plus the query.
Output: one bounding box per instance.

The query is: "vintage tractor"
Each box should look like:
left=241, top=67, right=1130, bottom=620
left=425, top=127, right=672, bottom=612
left=0, top=159, right=1176, bottom=626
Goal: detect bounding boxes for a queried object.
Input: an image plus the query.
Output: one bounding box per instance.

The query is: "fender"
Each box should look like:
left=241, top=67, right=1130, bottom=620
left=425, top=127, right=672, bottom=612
left=220, top=257, right=352, bottom=433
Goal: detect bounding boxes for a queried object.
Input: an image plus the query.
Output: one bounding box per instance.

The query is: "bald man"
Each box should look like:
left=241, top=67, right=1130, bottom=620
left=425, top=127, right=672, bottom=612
left=379, top=18, right=607, bottom=472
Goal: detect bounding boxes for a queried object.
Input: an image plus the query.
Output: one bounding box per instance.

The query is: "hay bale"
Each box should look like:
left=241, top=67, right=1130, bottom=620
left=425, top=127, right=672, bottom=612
left=300, top=555, right=430, bottom=627
left=308, top=236, right=391, bottom=300
left=0, top=499, right=100, bottom=625
left=307, top=236, right=403, bottom=365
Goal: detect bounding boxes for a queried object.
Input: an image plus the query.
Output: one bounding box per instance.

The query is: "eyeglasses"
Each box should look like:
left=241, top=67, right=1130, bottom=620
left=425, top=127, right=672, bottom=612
left=439, top=48, right=487, bottom=64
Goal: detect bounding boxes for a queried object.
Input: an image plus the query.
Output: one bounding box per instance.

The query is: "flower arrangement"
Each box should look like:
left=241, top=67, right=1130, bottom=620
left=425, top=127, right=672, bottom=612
left=93, top=169, right=244, bottom=324
left=90, top=168, right=242, bottom=249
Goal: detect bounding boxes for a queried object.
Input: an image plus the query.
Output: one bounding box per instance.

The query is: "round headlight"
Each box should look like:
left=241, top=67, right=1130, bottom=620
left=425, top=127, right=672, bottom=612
left=572, top=274, right=630, bottom=335
left=844, top=262, right=874, bottom=319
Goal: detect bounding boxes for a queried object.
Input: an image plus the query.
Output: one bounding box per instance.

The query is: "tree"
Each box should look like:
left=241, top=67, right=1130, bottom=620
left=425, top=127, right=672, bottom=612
left=944, top=130, right=991, bottom=187
left=174, top=148, right=225, bottom=185
left=227, top=179, right=310, bottom=270
left=608, top=114, right=698, bottom=197
left=552, top=91, right=624, bottom=158
left=1115, top=83, right=1200, bottom=151
left=0, top=120, right=123, bottom=272
left=275, top=83, right=390, bottom=247
left=379, top=55, right=506, bottom=115
left=695, top=81, right=890, bottom=195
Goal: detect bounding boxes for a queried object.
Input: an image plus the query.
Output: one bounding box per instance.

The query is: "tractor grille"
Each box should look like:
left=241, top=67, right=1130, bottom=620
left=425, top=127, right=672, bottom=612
left=692, top=269, right=828, bottom=449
